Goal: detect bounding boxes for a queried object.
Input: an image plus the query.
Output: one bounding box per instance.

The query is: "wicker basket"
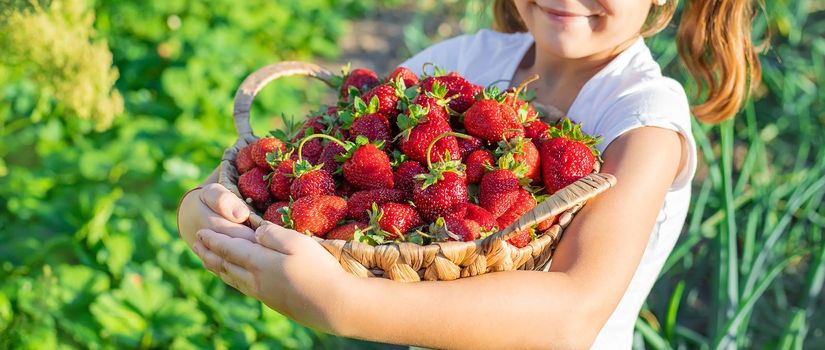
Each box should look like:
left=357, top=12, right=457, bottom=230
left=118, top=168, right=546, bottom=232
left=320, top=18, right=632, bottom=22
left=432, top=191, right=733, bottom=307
left=218, top=61, right=617, bottom=282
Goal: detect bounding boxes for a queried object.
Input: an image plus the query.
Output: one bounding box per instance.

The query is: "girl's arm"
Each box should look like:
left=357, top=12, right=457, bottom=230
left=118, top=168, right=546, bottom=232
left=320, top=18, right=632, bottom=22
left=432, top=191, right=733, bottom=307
left=192, top=126, right=684, bottom=349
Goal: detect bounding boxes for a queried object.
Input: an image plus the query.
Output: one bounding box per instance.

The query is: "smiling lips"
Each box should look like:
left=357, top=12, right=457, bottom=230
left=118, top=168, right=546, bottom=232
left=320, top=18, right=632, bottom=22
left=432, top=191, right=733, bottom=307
left=536, top=4, right=595, bottom=24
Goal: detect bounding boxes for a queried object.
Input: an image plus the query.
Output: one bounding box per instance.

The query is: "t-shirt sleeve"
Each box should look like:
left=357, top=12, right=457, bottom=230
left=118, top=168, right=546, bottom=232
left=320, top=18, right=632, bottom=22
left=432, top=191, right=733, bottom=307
left=595, top=78, right=698, bottom=191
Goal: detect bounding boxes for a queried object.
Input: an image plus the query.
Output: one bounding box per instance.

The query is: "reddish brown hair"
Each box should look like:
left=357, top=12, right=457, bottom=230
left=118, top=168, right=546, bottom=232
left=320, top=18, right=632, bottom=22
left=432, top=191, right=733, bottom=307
left=492, top=0, right=762, bottom=123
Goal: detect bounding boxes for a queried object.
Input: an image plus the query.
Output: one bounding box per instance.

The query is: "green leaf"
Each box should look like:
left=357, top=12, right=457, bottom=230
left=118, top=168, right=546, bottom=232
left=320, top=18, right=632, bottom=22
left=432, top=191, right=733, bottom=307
left=0, top=292, right=11, bottom=332
left=90, top=293, right=146, bottom=347
left=98, top=233, right=134, bottom=278
left=152, top=298, right=207, bottom=341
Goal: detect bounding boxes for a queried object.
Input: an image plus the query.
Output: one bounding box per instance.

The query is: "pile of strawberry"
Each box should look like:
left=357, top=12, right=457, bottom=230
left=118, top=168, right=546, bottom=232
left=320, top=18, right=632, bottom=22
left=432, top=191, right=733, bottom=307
left=234, top=65, right=602, bottom=248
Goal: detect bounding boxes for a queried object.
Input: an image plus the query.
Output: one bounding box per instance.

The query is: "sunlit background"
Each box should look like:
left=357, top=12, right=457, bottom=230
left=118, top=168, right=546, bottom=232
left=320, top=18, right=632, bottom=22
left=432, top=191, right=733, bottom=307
left=1, top=0, right=823, bottom=348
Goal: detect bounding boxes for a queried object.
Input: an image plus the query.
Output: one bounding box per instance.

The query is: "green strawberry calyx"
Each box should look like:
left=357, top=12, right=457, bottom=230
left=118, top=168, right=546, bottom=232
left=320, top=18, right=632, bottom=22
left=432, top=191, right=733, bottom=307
left=333, top=135, right=385, bottom=163
left=278, top=202, right=295, bottom=229
left=478, top=86, right=507, bottom=103
left=489, top=153, right=530, bottom=182
left=290, top=159, right=324, bottom=179
left=549, top=118, right=604, bottom=159
left=265, top=147, right=294, bottom=170
left=365, top=202, right=406, bottom=242
left=414, top=132, right=472, bottom=189
left=339, top=95, right=381, bottom=129
left=394, top=104, right=429, bottom=142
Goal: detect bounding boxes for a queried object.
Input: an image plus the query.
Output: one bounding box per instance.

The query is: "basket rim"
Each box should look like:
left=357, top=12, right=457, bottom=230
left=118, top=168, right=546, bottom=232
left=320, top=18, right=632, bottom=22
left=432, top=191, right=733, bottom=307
left=217, top=60, right=618, bottom=281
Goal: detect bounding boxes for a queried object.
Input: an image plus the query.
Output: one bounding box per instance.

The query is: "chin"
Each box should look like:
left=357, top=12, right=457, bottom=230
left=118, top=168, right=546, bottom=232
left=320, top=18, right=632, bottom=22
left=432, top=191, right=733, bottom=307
left=533, top=34, right=597, bottom=59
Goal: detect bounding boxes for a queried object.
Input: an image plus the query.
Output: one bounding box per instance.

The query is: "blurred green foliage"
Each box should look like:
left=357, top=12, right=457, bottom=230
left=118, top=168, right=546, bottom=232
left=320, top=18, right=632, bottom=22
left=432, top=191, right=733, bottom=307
left=1, top=0, right=824, bottom=349
left=0, top=0, right=389, bottom=348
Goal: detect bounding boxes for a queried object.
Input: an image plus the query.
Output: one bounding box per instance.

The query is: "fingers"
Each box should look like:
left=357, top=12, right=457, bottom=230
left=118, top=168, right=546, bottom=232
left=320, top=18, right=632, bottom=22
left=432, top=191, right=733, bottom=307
left=199, top=183, right=250, bottom=224
left=198, top=229, right=271, bottom=269
left=206, top=215, right=256, bottom=242
left=255, top=223, right=314, bottom=255
left=193, top=241, right=255, bottom=295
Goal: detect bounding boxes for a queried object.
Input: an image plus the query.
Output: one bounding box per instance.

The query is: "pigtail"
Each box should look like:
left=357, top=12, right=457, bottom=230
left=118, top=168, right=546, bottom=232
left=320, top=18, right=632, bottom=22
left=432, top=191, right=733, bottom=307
left=676, top=0, right=762, bottom=123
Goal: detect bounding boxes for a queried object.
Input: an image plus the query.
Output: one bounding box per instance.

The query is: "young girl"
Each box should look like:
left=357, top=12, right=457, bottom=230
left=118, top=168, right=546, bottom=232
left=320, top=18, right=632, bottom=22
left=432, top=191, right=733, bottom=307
left=177, top=0, right=760, bottom=348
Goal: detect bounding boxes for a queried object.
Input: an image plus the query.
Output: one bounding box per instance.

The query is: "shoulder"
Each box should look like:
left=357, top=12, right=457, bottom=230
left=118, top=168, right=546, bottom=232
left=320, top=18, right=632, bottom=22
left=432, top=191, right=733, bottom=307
left=400, top=29, right=532, bottom=79
left=573, top=39, right=692, bottom=149
left=570, top=40, right=696, bottom=190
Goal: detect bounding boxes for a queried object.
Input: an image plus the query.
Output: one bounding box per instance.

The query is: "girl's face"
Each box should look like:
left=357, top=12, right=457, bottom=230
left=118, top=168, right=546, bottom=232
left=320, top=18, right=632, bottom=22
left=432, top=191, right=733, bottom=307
left=513, top=0, right=654, bottom=58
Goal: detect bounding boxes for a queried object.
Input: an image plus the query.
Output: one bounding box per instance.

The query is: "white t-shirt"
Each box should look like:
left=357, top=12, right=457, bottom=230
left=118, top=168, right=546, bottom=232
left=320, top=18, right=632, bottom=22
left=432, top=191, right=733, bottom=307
left=401, top=29, right=697, bottom=349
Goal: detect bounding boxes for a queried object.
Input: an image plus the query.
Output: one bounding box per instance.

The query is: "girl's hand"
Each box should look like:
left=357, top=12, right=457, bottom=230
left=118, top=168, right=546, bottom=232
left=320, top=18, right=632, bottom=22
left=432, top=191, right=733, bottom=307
left=191, top=223, right=352, bottom=334
left=177, top=182, right=256, bottom=247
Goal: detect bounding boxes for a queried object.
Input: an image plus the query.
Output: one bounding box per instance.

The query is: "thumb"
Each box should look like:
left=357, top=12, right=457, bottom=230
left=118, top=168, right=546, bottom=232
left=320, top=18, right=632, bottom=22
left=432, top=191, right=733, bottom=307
left=199, top=183, right=250, bottom=223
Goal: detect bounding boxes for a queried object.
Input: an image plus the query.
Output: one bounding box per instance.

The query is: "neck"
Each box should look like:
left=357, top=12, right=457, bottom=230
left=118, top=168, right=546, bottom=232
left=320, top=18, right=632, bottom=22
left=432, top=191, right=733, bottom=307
left=517, top=36, right=641, bottom=111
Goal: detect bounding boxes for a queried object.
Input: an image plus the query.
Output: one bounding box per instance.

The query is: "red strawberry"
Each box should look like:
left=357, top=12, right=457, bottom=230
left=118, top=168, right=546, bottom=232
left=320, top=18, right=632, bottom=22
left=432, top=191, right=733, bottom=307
left=505, top=94, right=539, bottom=124
left=286, top=195, right=347, bottom=236
left=349, top=113, right=392, bottom=145
left=369, top=203, right=423, bottom=240
left=456, top=135, right=484, bottom=160
left=412, top=96, right=449, bottom=122
left=445, top=217, right=481, bottom=242
left=326, top=222, right=364, bottom=241
left=336, top=181, right=357, bottom=198
left=318, top=142, right=346, bottom=175
left=235, top=144, right=256, bottom=174
left=463, top=203, right=497, bottom=233
left=238, top=167, right=272, bottom=210
left=496, top=136, right=541, bottom=184
left=346, top=188, right=405, bottom=222
left=507, top=229, right=532, bottom=248
left=412, top=80, right=451, bottom=122
left=361, top=84, right=400, bottom=117
left=413, top=171, right=468, bottom=222
left=397, top=105, right=461, bottom=164
left=540, top=119, right=601, bottom=194
left=420, top=75, right=476, bottom=114
left=297, top=138, right=323, bottom=165
left=394, top=160, right=427, bottom=196
left=338, top=138, right=394, bottom=190
left=289, top=161, right=336, bottom=199
left=341, top=67, right=380, bottom=100
left=464, top=98, right=524, bottom=142
left=478, top=169, right=522, bottom=219
left=386, top=66, right=419, bottom=87
left=525, top=119, right=552, bottom=147
left=465, top=149, right=494, bottom=185
left=409, top=131, right=470, bottom=222
left=536, top=215, right=558, bottom=232
left=268, top=158, right=294, bottom=201
left=263, top=201, right=289, bottom=225
left=251, top=137, right=287, bottom=170
left=496, top=189, right=536, bottom=228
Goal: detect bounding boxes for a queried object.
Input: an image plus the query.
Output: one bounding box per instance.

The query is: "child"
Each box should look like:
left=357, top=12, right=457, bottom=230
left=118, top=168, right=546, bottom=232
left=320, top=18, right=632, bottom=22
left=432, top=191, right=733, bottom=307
left=177, top=0, right=760, bottom=348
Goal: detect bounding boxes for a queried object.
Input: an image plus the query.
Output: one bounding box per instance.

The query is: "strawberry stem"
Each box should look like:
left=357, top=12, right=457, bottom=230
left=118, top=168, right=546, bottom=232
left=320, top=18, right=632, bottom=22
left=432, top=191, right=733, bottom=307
left=297, top=133, right=346, bottom=162
left=511, top=74, right=540, bottom=106
left=425, top=131, right=473, bottom=169
left=421, top=62, right=435, bottom=78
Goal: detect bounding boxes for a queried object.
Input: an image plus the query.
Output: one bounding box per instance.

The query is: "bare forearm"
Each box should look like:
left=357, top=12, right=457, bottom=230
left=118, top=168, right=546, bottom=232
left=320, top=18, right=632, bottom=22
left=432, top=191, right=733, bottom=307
left=334, top=271, right=602, bottom=349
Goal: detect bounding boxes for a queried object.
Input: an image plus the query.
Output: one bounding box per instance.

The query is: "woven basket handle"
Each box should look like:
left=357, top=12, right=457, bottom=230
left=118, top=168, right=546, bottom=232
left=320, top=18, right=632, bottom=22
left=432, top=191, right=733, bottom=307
left=481, top=173, right=617, bottom=245
left=232, top=61, right=336, bottom=138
